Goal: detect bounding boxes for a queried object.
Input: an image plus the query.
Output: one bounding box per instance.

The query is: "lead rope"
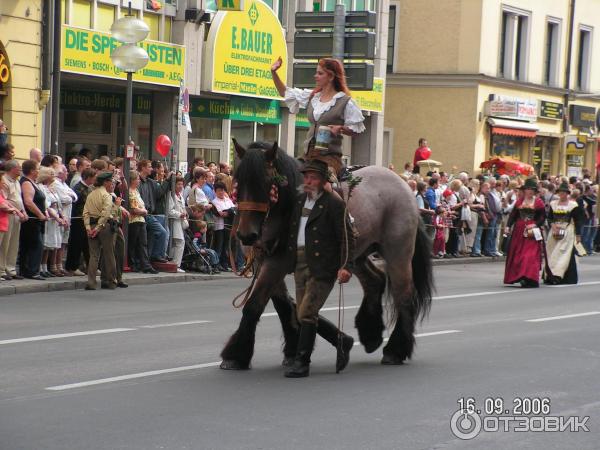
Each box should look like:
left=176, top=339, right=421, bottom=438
left=336, top=200, right=350, bottom=373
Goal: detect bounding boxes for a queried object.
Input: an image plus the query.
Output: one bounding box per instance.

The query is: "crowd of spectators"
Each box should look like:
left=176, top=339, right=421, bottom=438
left=0, top=142, right=240, bottom=282
left=404, top=163, right=599, bottom=258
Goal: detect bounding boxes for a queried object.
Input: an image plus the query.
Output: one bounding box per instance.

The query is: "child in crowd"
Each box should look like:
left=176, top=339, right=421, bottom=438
left=433, top=205, right=447, bottom=258
left=190, top=220, right=220, bottom=272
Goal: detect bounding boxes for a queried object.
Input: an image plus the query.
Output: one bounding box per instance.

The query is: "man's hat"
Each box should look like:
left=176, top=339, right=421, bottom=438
left=557, top=181, right=571, bottom=194
left=520, top=178, right=538, bottom=191
left=97, top=171, right=114, bottom=183
left=300, top=159, right=329, bottom=180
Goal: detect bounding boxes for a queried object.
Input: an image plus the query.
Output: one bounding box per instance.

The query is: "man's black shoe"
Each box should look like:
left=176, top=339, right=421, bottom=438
left=151, top=257, right=168, bottom=263
left=27, top=275, right=46, bottom=281
left=143, top=267, right=159, bottom=274
left=117, top=282, right=128, bottom=288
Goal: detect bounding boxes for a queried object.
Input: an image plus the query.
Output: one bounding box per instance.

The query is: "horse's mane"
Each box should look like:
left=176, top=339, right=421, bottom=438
left=235, top=141, right=300, bottom=218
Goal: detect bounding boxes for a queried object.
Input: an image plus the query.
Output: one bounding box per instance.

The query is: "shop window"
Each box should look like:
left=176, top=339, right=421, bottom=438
left=230, top=121, right=254, bottom=149
left=543, top=19, right=560, bottom=87
left=499, top=9, right=530, bottom=81
left=72, top=0, right=92, bottom=28
left=190, top=117, right=223, bottom=140
left=533, top=137, right=554, bottom=176
left=143, top=13, right=160, bottom=41
left=577, top=27, right=592, bottom=91
left=164, top=17, right=173, bottom=42
left=116, top=112, right=151, bottom=159
left=188, top=147, right=221, bottom=166
left=65, top=143, right=109, bottom=161
left=96, top=3, right=116, bottom=32
left=63, top=110, right=112, bottom=134
left=205, top=0, right=217, bottom=12
left=491, top=135, right=522, bottom=160
left=294, top=128, right=307, bottom=158
left=256, top=123, right=278, bottom=143
left=387, top=4, right=397, bottom=73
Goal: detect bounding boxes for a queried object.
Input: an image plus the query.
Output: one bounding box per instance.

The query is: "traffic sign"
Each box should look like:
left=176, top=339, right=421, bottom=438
left=294, top=31, right=376, bottom=59
left=293, top=62, right=374, bottom=90
left=295, top=11, right=377, bottom=29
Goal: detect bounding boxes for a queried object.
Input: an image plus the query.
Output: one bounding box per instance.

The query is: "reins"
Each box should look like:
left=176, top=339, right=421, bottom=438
left=230, top=201, right=271, bottom=309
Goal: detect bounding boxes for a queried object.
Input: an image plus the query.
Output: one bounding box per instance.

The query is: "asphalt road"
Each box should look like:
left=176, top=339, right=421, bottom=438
left=1, top=257, right=599, bottom=450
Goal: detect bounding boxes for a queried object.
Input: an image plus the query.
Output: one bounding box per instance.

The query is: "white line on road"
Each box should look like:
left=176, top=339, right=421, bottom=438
left=46, top=330, right=462, bottom=391
left=138, top=320, right=212, bottom=329
left=0, top=328, right=136, bottom=345
left=46, top=362, right=221, bottom=391
left=525, top=311, right=600, bottom=322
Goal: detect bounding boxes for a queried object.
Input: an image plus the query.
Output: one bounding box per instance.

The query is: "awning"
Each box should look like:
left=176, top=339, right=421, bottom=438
left=487, top=118, right=538, bottom=138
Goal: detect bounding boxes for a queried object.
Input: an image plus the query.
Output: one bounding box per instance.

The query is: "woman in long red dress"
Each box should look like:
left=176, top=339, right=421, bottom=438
left=504, top=178, right=546, bottom=288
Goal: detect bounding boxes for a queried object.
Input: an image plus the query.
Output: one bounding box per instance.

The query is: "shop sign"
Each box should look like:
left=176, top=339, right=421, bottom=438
left=0, top=42, right=10, bottom=86
left=569, top=105, right=596, bottom=128
left=486, top=95, right=538, bottom=121
left=61, top=25, right=185, bottom=87
left=60, top=89, right=152, bottom=114
left=190, top=96, right=281, bottom=124
left=351, top=77, right=384, bottom=113
left=539, top=101, right=564, bottom=120
left=564, top=135, right=587, bottom=156
left=203, top=1, right=288, bottom=100
left=296, top=110, right=310, bottom=128
left=217, top=0, right=244, bottom=10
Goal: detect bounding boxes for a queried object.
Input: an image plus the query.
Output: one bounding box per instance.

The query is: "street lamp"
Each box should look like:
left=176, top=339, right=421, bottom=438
left=110, top=4, right=150, bottom=210
left=110, top=4, right=149, bottom=272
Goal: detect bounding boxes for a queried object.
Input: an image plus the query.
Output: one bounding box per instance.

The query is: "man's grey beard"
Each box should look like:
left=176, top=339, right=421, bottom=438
left=299, top=184, right=321, bottom=199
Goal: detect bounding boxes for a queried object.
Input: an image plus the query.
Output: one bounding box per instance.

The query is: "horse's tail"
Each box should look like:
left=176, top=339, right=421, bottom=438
left=411, top=222, right=434, bottom=322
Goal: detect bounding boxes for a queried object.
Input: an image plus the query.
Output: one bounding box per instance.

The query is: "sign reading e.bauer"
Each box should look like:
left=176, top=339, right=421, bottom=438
left=61, top=25, right=185, bottom=87
left=203, top=0, right=288, bottom=100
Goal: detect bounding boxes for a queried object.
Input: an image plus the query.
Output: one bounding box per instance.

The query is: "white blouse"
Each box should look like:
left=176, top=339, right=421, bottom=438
left=284, top=87, right=366, bottom=133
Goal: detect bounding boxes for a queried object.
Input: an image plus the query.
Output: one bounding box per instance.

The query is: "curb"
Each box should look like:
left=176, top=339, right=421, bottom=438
left=0, top=272, right=240, bottom=298
left=432, top=256, right=506, bottom=266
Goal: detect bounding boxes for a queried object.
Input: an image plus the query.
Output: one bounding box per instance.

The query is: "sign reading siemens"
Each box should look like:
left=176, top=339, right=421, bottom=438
left=203, top=1, right=288, bottom=99
left=61, top=25, right=185, bottom=87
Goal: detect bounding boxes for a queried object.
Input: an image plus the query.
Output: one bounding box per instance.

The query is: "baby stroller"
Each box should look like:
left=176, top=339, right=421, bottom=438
left=181, top=229, right=221, bottom=274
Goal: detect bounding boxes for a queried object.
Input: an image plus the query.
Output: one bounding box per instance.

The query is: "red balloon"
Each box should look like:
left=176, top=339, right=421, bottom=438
left=421, top=146, right=432, bottom=160
left=155, top=134, right=171, bottom=157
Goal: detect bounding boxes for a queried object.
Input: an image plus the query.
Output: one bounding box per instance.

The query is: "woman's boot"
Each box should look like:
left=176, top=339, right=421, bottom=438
left=284, top=323, right=317, bottom=378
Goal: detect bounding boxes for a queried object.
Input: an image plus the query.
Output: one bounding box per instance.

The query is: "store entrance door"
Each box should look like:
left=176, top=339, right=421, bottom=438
left=187, top=141, right=224, bottom=169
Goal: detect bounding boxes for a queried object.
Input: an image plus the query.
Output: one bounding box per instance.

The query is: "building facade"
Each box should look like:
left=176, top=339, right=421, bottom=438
left=385, top=0, right=600, bottom=178
left=0, top=0, right=46, bottom=158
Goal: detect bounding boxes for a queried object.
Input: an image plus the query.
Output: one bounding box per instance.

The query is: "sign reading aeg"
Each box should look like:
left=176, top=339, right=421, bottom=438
left=61, top=25, right=185, bottom=87
left=204, top=0, right=287, bottom=99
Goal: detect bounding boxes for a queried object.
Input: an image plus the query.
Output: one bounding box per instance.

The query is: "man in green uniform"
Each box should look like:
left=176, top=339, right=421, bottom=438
left=285, top=160, right=355, bottom=378
left=83, top=172, right=118, bottom=290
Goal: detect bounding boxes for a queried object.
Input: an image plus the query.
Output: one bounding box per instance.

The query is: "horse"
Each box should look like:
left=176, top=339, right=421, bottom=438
left=220, top=140, right=433, bottom=369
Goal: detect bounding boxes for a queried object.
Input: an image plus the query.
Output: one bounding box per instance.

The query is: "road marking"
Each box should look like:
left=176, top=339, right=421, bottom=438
left=549, top=281, right=600, bottom=288
left=46, top=329, right=462, bottom=391
left=46, top=362, right=221, bottom=391
left=138, top=320, right=212, bottom=329
left=353, top=330, right=461, bottom=346
left=526, top=311, right=600, bottom=323
left=0, top=321, right=212, bottom=345
left=0, top=328, right=136, bottom=345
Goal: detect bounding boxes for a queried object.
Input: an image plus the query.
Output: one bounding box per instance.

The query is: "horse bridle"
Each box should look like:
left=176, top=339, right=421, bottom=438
left=237, top=201, right=270, bottom=213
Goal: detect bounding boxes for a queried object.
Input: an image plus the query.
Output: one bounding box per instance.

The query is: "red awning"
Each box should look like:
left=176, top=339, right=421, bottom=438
left=491, top=126, right=537, bottom=138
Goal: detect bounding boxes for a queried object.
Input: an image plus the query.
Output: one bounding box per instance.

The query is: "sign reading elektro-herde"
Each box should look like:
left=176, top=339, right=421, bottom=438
left=203, top=0, right=287, bottom=99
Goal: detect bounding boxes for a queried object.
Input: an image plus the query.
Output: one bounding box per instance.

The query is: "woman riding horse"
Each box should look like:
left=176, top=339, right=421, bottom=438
left=271, top=56, right=365, bottom=179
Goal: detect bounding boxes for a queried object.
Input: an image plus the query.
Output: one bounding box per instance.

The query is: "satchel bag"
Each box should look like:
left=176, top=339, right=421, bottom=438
left=552, top=223, right=567, bottom=240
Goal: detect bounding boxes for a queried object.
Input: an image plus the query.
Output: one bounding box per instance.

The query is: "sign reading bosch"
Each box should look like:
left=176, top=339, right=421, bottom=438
left=539, top=101, right=564, bottom=120
left=203, top=0, right=287, bottom=99
left=61, top=25, right=185, bottom=87
left=569, top=104, right=596, bottom=128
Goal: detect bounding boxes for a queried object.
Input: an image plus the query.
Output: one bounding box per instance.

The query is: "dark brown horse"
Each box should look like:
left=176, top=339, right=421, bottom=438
left=220, top=141, right=433, bottom=369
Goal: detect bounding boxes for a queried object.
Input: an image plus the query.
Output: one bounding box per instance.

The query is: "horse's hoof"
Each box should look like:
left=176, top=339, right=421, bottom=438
left=282, top=356, right=295, bottom=367
left=363, top=338, right=383, bottom=354
left=220, top=360, right=250, bottom=370
left=381, top=354, right=405, bottom=365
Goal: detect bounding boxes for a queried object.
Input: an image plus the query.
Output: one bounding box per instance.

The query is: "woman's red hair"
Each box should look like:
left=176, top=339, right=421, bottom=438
left=312, top=58, right=351, bottom=96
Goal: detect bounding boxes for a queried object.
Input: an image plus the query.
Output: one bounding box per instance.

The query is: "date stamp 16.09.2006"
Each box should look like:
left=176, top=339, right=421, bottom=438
left=450, top=396, right=590, bottom=440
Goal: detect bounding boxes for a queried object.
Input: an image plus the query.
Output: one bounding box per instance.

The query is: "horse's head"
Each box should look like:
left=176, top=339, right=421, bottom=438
left=233, top=139, right=284, bottom=246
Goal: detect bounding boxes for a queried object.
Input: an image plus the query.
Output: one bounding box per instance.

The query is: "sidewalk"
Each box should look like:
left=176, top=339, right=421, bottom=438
left=0, top=271, right=239, bottom=297
left=0, top=255, right=504, bottom=297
